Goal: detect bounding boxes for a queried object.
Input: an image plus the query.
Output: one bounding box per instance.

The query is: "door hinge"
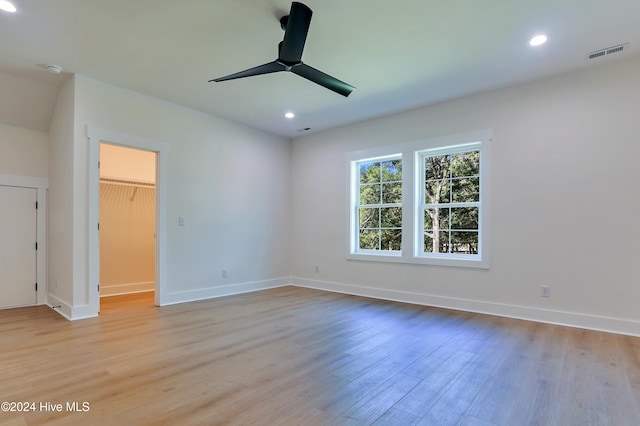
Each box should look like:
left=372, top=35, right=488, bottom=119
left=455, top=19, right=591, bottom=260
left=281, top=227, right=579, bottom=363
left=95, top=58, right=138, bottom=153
left=98, top=161, right=100, bottom=169
left=35, top=201, right=39, bottom=209
left=35, top=283, right=38, bottom=291
left=98, top=223, right=100, bottom=230
left=98, top=284, right=100, bottom=292
left=35, top=242, right=38, bottom=250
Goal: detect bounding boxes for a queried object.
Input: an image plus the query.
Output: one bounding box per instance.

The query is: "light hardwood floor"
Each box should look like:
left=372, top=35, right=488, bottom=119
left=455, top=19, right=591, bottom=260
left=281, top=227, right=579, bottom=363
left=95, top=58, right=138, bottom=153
left=1, top=286, right=640, bottom=425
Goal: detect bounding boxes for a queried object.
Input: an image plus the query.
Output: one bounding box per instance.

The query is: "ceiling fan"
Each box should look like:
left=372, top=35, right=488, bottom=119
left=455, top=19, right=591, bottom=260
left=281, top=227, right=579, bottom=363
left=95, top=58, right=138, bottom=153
left=209, top=2, right=355, bottom=97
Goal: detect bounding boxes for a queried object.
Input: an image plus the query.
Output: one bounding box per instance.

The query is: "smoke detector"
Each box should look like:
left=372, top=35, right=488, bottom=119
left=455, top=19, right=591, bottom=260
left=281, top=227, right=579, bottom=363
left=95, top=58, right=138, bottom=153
left=46, top=65, right=63, bottom=74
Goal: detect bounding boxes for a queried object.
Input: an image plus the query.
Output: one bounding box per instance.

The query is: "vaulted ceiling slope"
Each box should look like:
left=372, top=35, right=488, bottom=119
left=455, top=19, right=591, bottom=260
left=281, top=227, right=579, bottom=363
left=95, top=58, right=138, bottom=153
left=1, top=0, right=639, bottom=137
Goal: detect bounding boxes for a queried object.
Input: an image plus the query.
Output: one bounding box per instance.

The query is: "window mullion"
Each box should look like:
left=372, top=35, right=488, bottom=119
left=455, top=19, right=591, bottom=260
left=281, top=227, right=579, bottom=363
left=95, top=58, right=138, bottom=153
left=423, top=201, right=479, bottom=209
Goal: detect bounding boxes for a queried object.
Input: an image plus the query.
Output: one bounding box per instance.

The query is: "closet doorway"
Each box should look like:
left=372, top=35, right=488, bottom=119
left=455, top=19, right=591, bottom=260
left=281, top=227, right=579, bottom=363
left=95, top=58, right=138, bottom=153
left=99, top=143, right=156, bottom=306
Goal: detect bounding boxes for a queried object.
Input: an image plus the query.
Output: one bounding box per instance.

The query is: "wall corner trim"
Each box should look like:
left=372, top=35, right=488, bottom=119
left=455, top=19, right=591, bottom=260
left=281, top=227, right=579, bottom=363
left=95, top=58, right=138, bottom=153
left=47, top=293, right=98, bottom=321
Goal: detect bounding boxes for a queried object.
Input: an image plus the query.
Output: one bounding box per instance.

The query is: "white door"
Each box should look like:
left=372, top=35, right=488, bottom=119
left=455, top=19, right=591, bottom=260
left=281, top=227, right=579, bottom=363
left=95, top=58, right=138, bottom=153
left=0, top=185, right=37, bottom=308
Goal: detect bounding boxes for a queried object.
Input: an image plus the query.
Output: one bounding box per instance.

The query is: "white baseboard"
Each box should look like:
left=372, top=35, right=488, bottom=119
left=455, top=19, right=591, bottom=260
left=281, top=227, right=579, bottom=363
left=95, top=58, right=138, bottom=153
left=100, top=281, right=155, bottom=297
left=45, top=275, right=640, bottom=336
left=291, top=277, right=640, bottom=337
left=47, top=293, right=97, bottom=321
left=46, top=293, right=72, bottom=319
left=161, top=277, right=290, bottom=306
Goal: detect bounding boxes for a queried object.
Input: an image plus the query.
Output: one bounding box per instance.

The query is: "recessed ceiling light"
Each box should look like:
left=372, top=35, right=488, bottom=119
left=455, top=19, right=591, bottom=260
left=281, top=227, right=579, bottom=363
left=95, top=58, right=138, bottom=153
left=529, top=34, right=548, bottom=47
left=0, top=1, right=17, bottom=13
left=284, top=112, right=295, bottom=119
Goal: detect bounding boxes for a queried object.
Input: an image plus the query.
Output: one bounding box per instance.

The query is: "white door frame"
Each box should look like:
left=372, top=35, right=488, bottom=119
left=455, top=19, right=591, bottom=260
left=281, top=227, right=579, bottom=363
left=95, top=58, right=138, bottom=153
left=87, top=126, right=169, bottom=314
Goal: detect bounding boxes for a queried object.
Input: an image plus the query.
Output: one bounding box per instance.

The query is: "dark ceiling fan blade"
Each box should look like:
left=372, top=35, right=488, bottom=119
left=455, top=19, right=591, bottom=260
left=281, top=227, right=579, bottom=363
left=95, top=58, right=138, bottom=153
left=279, top=2, right=312, bottom=64
left=209, top=61, right=286, bottom=82
left=210, top=2, right=354, bottom=97
left=291, top=63, right=355, bottom=97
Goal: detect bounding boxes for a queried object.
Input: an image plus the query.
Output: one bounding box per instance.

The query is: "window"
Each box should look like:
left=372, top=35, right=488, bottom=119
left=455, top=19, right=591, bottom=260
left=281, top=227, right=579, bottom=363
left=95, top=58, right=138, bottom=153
left=418, top=144, right=481, bottom=260
left=353, top=155, right=402, bottom=253
left=347, top=130, right=490, bottom=268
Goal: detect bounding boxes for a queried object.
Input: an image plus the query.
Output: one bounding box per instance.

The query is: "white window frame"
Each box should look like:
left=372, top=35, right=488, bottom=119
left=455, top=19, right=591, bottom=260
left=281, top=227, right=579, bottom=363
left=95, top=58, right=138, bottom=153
left=350, top=153, right=403, bottom=257
left=346, top=129, right=491, bottom=269
left=416, top=142, right=483, bottom=263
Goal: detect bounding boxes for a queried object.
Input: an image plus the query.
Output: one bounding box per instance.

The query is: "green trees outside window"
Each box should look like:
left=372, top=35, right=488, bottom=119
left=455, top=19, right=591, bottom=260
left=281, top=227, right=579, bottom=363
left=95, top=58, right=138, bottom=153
left=358, top=158, right=402, bottom=251
left=422, top=150, right=480, bottom=254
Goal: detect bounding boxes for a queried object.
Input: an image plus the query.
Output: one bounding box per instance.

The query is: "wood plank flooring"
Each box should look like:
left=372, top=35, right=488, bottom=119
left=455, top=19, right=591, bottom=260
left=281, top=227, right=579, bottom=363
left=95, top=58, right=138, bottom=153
left=1, top=286, right=640, bottom=425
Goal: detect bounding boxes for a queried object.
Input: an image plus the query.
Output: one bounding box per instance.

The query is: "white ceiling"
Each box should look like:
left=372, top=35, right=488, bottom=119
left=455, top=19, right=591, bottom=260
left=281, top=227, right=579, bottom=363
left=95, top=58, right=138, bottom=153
left=1, top=0, right=639, bottom=137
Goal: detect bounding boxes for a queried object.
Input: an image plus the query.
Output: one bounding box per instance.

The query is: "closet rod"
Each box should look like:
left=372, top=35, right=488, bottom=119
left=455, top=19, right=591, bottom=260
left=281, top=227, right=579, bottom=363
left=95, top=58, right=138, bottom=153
left=100, top=177, right=156, bottom=188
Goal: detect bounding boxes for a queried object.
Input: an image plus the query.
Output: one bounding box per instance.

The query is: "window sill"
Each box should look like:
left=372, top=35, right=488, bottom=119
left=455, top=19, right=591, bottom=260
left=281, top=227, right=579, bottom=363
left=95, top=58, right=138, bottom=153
left=346, top=252, right=489, bottom=269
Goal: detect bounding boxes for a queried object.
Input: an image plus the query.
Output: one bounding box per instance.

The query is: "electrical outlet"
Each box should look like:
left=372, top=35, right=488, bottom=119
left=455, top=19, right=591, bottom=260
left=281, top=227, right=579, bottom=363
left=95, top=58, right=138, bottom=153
left=314, top=265, right=319, bottom=273
left=222, top=268, right=228, bottom=278
left=178, top=216, right=185, bottom=226
left=541, top=285, right=550, bottom=297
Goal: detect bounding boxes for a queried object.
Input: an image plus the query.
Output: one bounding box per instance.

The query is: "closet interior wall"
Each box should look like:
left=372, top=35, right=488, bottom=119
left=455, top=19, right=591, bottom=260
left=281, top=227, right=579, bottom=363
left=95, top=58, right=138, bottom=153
left=99, top=177, right=155, bottom=296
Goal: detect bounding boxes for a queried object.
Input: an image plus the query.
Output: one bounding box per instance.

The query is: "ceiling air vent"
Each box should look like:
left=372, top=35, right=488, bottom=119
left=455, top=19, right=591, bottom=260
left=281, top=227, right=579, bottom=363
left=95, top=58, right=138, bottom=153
left=586, top=43, right=629, bottom=60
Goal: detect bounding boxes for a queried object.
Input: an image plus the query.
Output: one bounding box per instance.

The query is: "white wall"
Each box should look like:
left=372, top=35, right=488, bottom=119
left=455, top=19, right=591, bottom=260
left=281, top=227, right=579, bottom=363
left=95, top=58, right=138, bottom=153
left=0, top=69, right=61, bottom=132
left=0, top=123, right=48, bottom=177
left=290, top=55, right=640, bottom=335
left=43, top=55, right=640, bottom=334
left=58, top=75, right=291, bottom=314
left=47, top=77, right=75, bottom=312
